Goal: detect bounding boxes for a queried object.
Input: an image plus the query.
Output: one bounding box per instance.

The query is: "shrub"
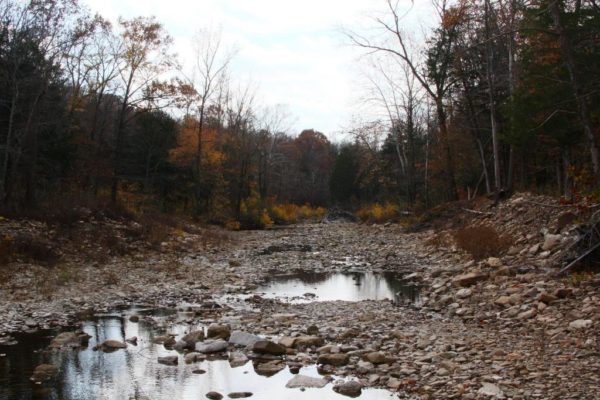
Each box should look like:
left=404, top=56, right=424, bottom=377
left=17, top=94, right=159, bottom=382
left=356, top=202, right=400, bottom=223
left=224, top=220, right=241, bottom=231
left=453, top=225, right=512, bottom=260
left=270, top=204, right=299, bottom=224
left=12, top=234, right=61, bottom=265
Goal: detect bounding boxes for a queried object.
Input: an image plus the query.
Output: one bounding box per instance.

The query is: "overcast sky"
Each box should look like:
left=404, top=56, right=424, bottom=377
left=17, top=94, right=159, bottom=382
left=81, top=0, right=434, bottom=141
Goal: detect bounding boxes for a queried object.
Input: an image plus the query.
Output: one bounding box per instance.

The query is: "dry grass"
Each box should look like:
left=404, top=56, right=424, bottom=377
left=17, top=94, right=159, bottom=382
left=453, top=225, right=513, bottom=260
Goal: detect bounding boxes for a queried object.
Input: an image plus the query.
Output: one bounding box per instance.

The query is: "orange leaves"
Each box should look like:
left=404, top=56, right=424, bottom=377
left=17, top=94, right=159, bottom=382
left=169, top=117, right=226, bottom=168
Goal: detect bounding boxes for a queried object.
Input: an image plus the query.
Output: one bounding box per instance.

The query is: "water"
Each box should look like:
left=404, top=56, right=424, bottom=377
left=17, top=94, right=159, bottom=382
left=255, top=271, right=421, bottom=304
left=0, top=312, right=397, bottom=400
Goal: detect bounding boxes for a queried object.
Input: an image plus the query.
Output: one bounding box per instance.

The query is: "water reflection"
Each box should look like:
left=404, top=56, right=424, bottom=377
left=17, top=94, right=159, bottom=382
left=255, top=271, right=421, bottom=304
left=0, top=313, right=396, bottom=400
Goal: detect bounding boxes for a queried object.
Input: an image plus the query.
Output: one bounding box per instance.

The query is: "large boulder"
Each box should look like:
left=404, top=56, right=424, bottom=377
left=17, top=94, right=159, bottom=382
left=286, top=374, right=329, bottom=389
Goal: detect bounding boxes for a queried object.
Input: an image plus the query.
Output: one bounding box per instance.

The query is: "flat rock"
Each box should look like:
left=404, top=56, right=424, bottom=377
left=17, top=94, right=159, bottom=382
left=286, top=374, right=328, bottom=389
left=569, top=319, right=592, bottom=330
left=206, top=392, right=223, bottom=400
left=196, top=340, right=229, bottom=353
left=227, top=392, right=253, bottom=398
left=158, top=356, right=178, bottom=366
left=478, top=382, right=505, bottom=398
left=229, top=331, right=261, bottom=347
left=453, top=272, right=487, bottom=287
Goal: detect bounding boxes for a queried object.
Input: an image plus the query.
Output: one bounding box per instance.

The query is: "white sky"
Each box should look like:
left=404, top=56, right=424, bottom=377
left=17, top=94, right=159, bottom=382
left=81, top=0, right=436, bottom=141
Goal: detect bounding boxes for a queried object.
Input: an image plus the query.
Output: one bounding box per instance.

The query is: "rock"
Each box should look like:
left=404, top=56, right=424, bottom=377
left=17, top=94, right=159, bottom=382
left=229, top=351, right=249, bottom=367
left=229, top=331, right=261, bottom=347
left=478, top=382, right=505, bottom=398
left=227, top=392, right=253, bottom=398
left=196, top=339, right=229, bottom=353
left=555, top=212, right=577, bottom=233
left=317, top=353, right=349, bottom=366
left=100, top=340, right=127, bottom=351
left=50, top=331, right=91, bottom=349
left=542, top=234, right=562, bottom=251
left=538, top=292, right=558, bottom=304
left=182, top=330, right=205, bottom=345
left=487, top=257, right=502, bottom=267
left=364, top=351, right=386, bottom=364
left=207, top=324, right=231, bottom=340
left=494, top=296, right=511, bottom=307
left=554, top=287, right=573, bottom=298
left=306, top=325, right=319, bottom=335
left=185, top=352, right=204, bottom=364
left=569, top=319, right=592, bottom=330
left=129, top=315, right=139, bottom=323
left=333, top=381, right=362, bottom=397
left=517, top=309, right=536, bottom=320
left=252, top=340, right=286, bottom=356
left=286, top=374, right=328, bottom=389
left=455, top=288, right=472, bottom=299
left=158, top=356, right=178, bottom=366
left=153, top=335, right=176, bottom=347
left=529, top=244, right=540, bottom=254
left=125, top=336, right=138, bottom=345
left=452, top=272, right=487, bottom=287
left=278, top=336, right=296, bottom=348
left=31, top=364, right=58, bottom=382
left=293, top=335, right=324, bottom=347
left=254, top=360, right=285, bottom=376
left=206, top=392, right=223, bottom=400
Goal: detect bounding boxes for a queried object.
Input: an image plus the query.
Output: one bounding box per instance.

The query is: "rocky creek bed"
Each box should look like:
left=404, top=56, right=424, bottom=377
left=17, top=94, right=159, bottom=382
left=1, top=203, right=600, bottom=399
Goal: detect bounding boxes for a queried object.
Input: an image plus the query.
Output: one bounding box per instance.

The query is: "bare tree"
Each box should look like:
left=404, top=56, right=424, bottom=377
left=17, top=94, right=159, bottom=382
left=186, top=27, right=235, bottom=212
left=345, top=0, right=462, bottom=200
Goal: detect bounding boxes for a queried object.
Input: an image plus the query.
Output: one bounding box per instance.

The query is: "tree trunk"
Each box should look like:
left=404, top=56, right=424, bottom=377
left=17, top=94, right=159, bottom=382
left=436, top=99, right=458, bottom=201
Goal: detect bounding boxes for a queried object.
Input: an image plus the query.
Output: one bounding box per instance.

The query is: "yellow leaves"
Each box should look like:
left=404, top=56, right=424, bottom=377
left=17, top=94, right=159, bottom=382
left=260, top=210, right=274, bottom=228
left=224, top=220, right=241, bottom=231
left=356, top=202, right=399, bottom=223
left=270, top=203, right=326, bottom=224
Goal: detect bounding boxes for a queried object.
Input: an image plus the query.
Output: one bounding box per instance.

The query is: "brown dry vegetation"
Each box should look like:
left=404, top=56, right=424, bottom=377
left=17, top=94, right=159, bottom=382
left=453, top=225, right=513, bottom=260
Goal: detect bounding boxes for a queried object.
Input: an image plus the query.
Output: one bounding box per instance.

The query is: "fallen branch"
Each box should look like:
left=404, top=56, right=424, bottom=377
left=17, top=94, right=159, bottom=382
left=462, top=208, right=494, bottom=216
left=556, top=241, right=600, bottom=275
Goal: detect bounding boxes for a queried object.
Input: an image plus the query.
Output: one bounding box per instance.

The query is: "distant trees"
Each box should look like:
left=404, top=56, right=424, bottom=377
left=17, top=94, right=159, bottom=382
left=1, top=0, right=599, bottom=221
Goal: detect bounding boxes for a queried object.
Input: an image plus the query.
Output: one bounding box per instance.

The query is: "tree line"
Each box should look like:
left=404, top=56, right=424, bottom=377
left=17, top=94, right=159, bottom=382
left=339, top=0, right=600, bottom=209
left=1, top=0, right=599, bottom=225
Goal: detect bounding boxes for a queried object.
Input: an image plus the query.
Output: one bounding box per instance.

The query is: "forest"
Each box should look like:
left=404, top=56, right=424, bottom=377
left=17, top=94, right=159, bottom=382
left=1, top=0, right=599, bottom=228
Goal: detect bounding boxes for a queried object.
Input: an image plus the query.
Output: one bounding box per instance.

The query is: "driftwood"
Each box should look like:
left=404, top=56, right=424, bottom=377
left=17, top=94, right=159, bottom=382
left=462, top=208, right=494, bottom=216
left=556, top=210, right=600, bottom=275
